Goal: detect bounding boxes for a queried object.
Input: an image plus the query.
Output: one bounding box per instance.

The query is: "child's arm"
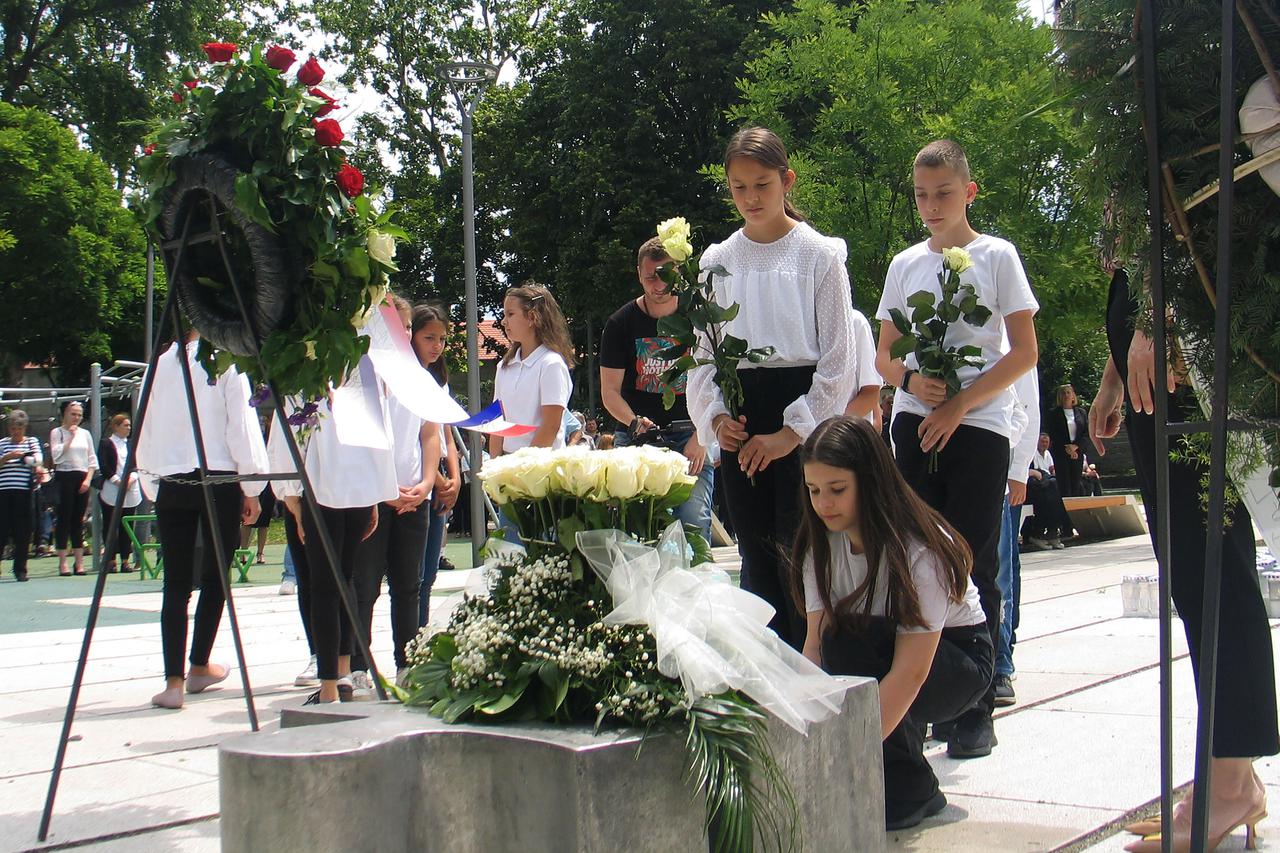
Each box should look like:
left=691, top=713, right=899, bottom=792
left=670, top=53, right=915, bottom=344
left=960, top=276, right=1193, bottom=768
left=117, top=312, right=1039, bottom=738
left=802, top=610, right=827, bottom=667
left=844, top=384, right=880, bottom=419
left=879, top=630, right=943, bottom=739
left=916, top=309, right=1038, bottom=453
left=488, top=433, right=504, bottom=458
left=530, top=405, right=565, bottom=448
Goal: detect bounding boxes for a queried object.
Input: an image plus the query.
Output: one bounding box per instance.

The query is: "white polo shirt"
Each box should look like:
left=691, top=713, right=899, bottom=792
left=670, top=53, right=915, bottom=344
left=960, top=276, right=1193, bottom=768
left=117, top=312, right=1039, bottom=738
left=493, top=344, right=572, bottom=453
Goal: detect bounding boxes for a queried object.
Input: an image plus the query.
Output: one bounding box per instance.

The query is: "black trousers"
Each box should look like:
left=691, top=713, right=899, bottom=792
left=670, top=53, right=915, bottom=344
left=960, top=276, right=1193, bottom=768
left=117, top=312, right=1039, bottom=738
left=1025, top=476, right=1072, bottom=538
left=98, top=496, right=137, bottom=562
left=352, top=502, right=428, bottom=671
left=1056, top=452, right=1086, bottom=498
left=0, top=489, right=33, bottom=579
left=1127, top=392, right=1280, bottom=757
left=719, top=365, right=816, bottom=651
left=54, top=469, right=89, bottom=549
left=155, top=477, right=242, bottom=679
left=823, top=618, right=993, bottom=817
left=284, top=511, right=314, bottom=654
left=302, top=504, right=371, bottom=681
left=892, top=414, right=1008, bottom=719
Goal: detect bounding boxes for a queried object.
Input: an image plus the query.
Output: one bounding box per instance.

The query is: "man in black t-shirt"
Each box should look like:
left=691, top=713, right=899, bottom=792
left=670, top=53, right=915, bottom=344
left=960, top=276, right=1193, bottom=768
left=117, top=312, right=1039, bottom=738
left=600, top=237, right=716, bottom=545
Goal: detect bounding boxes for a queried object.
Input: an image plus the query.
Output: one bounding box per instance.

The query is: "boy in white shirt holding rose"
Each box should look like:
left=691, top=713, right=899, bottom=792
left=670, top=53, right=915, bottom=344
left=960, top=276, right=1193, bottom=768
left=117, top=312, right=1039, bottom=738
left=875, top=139, right=1039, bottom=759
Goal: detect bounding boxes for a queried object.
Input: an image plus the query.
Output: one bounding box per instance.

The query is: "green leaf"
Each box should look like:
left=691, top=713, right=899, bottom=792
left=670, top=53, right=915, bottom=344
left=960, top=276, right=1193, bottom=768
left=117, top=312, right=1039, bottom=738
left=888, top=308, right=911, bottom=335
left=890, top=334, right=918, bottom=361
left=341, top=246, right=371, bottom=282
left=556, top=516, right=586, bottom=554
left=233, top=174, right=276, bottom=233
left=906, top=290, right=936, bottom=310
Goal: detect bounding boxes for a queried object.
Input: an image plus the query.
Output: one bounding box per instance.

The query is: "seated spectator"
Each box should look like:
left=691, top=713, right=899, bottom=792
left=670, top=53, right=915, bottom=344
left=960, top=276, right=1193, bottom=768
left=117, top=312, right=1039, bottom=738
left=1023, top=433, right=1073, bottom=550
left=1081, top=455, right=1103, bottom=496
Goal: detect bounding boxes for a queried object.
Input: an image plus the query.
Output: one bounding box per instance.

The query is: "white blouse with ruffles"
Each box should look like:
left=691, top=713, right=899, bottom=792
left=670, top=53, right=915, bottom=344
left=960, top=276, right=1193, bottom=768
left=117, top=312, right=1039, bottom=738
left=686, top=222, right=858, bottom=445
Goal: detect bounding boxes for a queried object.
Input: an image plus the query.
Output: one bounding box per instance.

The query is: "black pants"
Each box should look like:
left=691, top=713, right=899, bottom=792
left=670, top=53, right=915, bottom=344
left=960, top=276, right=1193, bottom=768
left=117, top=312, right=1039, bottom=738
left=155, top=477, right=242, bottom=679
left=719, top=365, right=816, bottom=651
left=352, top=502, right=428, bottom=671
left=892, top=414, right=1008, bottom=719
left=54, top=470, right=89, bottom=549
left=302, top=504, right=371, bottom=681
left=823, top=618, right=993, bottom=819
left=1025, top=476, right=1072, bottom=538
left=0, top=489, right=33, bottom=579
left=1127, top=391, right=1280, bottom=757
left=284, top=511, right=314, bottom=654
left=98, top=497, right=137, bottom=562
left=1056, top=452, right=1086, bottom=498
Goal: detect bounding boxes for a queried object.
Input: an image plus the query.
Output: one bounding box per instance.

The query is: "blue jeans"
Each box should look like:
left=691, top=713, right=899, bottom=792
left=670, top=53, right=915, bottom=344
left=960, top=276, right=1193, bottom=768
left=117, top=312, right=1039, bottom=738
left=418, top=503, right=448, bottom=627
left=614, top=430, right=715, bottom=546
left=282, top=544, right=296, bottom=583
left=995, top=494, right=1021, bottom=677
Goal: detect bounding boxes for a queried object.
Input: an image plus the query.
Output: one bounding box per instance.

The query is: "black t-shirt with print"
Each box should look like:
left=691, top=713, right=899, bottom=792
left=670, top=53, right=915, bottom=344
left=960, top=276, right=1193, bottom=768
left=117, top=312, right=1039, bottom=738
left=599, top=299, right=690, bottom=428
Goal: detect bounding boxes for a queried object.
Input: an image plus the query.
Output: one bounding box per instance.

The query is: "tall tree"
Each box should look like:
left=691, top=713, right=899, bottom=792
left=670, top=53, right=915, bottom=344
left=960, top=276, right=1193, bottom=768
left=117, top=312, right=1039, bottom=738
left=0, top=103, right=147, bottom=380
left=730, top=0, right=1108, bottom=399
left=1, top=1, right=247, bottom=186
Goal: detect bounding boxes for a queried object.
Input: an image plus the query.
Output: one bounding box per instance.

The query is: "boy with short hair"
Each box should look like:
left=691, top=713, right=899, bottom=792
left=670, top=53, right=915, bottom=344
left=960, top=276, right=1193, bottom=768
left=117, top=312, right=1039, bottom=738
left=875, top=139, right=1039, bottom=759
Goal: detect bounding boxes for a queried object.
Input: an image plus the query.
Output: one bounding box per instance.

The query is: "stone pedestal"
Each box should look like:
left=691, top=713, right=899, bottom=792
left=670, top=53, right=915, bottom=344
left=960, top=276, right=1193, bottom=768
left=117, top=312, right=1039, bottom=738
left=219, top=676, right=885, bottom=852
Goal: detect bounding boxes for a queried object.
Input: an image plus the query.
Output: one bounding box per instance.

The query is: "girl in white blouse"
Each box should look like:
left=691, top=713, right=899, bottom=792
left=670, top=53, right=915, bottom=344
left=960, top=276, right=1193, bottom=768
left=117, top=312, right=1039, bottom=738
left=792, top=416, right=991, bottom=832
left=686, top=126, right=857, bottom=650
left=50, top=401, right=98, bottom=575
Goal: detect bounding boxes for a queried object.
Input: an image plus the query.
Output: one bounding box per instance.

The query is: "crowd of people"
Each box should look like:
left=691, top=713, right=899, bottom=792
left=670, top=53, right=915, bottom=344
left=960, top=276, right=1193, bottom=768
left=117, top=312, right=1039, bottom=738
left=0, top=125, right=1273, bottom=849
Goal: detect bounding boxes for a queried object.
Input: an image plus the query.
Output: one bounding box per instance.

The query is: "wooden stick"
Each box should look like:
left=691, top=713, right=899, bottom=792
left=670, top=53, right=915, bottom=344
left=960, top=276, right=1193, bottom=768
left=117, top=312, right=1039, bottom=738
left=1237, top=0, right=1280, bottom=102
left=1183, top=146, right=1280, bottom=211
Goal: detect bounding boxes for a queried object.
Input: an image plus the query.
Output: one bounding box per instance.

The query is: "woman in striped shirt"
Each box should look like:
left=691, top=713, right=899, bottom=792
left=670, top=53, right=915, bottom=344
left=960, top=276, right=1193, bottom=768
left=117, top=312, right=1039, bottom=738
left=0, top=410, right=43, bottom=581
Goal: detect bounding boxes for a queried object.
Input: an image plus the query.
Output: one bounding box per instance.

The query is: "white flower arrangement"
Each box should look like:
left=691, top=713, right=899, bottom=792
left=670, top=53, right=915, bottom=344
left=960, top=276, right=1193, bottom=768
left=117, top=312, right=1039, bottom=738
left=479, top=445, right=695, bottom=504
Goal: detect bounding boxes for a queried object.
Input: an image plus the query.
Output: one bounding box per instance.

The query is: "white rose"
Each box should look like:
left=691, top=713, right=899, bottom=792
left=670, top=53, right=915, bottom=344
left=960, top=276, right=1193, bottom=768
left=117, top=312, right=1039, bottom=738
left=367, top=229, right=397, bottom=267
left=304, top=341, right=317, bottom=360
left=603, top=448, right=645, bottom=499
left=941, top=246, right=974, bottom=275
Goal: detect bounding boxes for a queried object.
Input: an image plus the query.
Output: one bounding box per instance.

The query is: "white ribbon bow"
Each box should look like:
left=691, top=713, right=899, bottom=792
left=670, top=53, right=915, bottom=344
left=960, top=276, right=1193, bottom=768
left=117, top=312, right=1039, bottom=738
left=576, top=522, right=848, bottom=733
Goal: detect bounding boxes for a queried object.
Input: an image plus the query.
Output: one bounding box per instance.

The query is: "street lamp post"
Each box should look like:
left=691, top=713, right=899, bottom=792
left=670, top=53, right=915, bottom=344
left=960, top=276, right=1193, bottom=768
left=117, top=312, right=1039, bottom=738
left=438, top=60, right=498, bottom=568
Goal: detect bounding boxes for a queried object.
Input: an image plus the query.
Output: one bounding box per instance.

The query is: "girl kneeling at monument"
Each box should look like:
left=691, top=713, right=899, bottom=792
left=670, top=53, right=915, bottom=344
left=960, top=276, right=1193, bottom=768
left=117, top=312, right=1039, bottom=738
left=792, top=416, right=992, bottom=831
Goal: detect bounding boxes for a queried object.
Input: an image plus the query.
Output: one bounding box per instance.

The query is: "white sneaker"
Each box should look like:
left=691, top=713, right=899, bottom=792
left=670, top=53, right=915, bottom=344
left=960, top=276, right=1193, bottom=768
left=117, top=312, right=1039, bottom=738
left=349, top=670, right=375, bottom=701
left=294, top=655, right=319, bottom=687
left=279, top=578, right=297, bottom=596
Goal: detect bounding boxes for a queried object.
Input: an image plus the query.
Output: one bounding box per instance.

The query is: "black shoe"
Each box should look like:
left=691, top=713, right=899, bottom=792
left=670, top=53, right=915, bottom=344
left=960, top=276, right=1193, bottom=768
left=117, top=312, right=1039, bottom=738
left=929, top=720, right=955, bottom=742
left=947, top=711, right=997, bottom=758
left=993, top=674, right=1016, bottom=707
left=438, top=556, right=457, bottom=571
left=885, top=791, right=948, bottom=831
left=15, top=573, right=28, bottom=582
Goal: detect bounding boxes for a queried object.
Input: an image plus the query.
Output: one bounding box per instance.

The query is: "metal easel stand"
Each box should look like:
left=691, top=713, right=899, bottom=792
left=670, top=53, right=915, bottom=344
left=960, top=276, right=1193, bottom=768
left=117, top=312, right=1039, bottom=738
left=1140, top=1, right=1277, bottom=850
left=38, top=187, right=387, bottom=842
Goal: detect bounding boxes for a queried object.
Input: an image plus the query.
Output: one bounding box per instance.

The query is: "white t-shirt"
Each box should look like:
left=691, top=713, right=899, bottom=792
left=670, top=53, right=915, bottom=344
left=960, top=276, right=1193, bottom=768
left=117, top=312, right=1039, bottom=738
left=802, top=531, right=985, bottom=634
left=493, top=344, right=572, bottom=453
left=687, top=222, right=857, bottom=444
left=876, top=234, right=1039, bottom=438
left=850, top=310, right=882, bottom=422
left=387, top=393, right=426, bottom=490
left=1032, top=449, right=1055, bottom=474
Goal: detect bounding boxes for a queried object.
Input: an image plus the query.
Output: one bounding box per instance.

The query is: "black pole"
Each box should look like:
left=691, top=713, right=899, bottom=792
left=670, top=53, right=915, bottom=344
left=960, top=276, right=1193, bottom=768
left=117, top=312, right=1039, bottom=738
left=1188, top=3, right=1238, bottom=850
left=1138, top=1, right=1175, bottom=849
left=38, top=267, right=185, bottom=842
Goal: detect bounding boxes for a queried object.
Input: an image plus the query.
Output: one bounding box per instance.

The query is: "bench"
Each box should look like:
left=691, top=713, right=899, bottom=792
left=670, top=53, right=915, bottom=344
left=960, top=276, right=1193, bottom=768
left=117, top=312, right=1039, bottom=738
left=1022, top=493, right=1147, bottom=539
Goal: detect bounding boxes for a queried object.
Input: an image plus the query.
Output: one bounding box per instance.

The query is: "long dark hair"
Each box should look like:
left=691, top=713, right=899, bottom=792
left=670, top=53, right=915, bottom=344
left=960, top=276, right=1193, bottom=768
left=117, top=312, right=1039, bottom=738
left=411, top=303, right=451, bottom=386
left=789, top=417, right=972, bottom=632
left=723, top=126, right=807, bottom=223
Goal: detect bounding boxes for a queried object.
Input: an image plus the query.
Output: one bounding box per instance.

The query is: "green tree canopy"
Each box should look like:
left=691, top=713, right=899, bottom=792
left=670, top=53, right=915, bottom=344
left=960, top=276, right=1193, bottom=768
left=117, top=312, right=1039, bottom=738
left=0, top=102, right=147, bottom=379
left=729, top=0, right=1109, bottom=401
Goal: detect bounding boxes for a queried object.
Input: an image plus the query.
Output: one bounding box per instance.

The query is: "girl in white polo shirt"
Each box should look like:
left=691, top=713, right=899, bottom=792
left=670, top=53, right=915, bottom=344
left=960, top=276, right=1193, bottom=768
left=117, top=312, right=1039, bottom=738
left=489, top=283, right=575, bottom=457
left=793, top=416, right=990, bottom=832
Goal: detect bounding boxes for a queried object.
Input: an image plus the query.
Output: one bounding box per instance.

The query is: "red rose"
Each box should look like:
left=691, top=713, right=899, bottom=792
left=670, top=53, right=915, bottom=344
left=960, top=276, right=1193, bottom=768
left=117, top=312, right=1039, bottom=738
left=313, top=118, right=344, bottom=147
left=182, top=79, right=199, bottom=89
left=297, top=56, right=325, bottom=87
left=336, top=163, right=364, bottom=198
left=202, top=42, right=237, bottom=63
left=143, top=143, right=156, bottom=156
left=309, top=88, right=339, bottom=117
left=265, top=45, right=296, bottom=72
left=171, top=91, right=184, bottom=103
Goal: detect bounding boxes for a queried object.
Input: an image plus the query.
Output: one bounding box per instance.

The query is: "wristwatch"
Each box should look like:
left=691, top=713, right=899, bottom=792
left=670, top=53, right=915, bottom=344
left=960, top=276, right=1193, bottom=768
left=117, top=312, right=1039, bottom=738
left=901, top=370, right=916, bottom=394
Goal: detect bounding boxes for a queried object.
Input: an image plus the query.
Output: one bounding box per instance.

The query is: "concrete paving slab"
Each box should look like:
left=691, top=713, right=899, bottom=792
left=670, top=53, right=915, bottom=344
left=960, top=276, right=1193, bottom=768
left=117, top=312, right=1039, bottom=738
left=888, top=793, right=1123, bottom=852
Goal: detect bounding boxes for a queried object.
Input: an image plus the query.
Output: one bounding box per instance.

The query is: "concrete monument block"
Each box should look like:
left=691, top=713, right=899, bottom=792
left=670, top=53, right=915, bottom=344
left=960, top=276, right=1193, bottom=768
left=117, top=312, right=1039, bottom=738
left=218, top=675, right=885, bottom=852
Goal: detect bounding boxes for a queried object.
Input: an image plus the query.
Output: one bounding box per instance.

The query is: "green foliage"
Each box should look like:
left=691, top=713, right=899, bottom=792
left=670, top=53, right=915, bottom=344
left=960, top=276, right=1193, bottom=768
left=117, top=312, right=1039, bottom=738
left=0, top=1, right=255, bottom=185
left=0, top=103, right=147, bottom=378
left=729, top=0, right=1107, bottom=388
left=138, top=46, right=404, bottom=401
left=1057, top=0, right=1280, bottom=482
